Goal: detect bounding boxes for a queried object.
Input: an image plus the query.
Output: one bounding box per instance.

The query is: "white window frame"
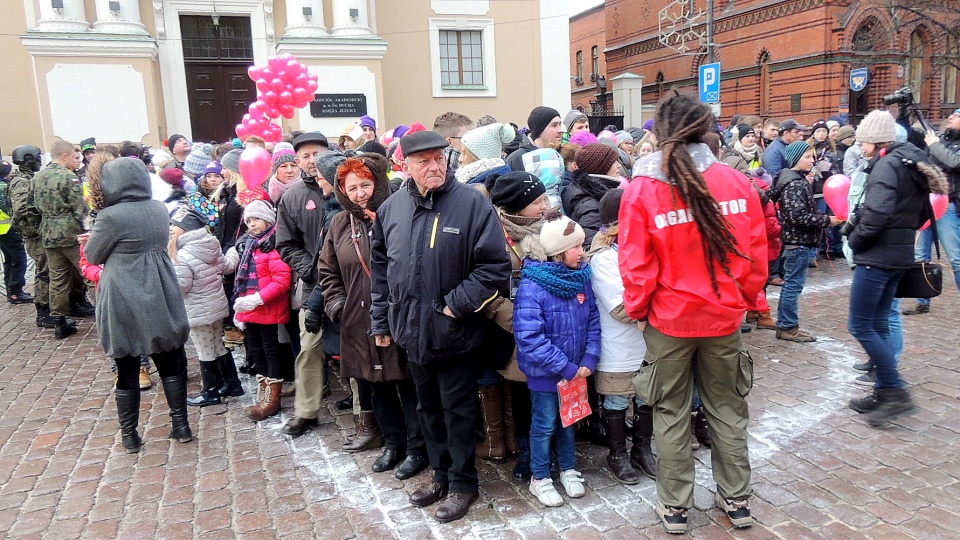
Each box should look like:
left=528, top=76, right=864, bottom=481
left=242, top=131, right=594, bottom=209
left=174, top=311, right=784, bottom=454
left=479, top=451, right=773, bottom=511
left=429, top=18, right=497, bottom=98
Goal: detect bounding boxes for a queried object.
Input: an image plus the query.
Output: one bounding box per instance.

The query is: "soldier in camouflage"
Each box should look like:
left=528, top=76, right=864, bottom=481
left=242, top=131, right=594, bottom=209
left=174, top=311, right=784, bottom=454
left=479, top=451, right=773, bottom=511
left=7, top=144, right=62, bottom=328
left=33, top=140, right=92, bottom=339
left=0, top=159, right=33, bottom=305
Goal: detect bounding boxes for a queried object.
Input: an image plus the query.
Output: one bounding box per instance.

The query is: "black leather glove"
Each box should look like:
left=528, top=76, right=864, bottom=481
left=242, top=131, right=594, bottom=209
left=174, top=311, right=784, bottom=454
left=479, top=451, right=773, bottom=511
left=304, top=309, right=322, bottom=334
left=260, top=234, right=275, bottom=253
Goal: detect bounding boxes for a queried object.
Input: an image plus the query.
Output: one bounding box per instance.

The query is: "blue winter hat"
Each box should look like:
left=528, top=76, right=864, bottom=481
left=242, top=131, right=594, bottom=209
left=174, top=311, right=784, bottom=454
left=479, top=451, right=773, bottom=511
left=784, top=141, right=812, bottom=169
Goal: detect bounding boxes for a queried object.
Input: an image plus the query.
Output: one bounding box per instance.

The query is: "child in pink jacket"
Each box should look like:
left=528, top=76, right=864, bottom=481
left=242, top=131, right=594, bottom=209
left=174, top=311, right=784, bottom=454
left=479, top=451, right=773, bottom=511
left=229, top=199, right=292, bottom=421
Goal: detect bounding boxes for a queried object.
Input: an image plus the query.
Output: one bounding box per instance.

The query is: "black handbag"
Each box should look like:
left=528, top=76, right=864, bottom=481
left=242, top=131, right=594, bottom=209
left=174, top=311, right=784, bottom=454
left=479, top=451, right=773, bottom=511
left=896, top=199, right=944, bottom=299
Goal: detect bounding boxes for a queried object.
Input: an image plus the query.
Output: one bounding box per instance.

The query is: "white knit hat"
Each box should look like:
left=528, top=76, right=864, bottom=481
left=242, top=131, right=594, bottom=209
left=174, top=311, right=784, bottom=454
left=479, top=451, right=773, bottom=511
left=462, top=122, right=515, bottom=160
left=855, top=110, right=897, bottom=143
left=540, top=216, right=585, bottom=257
left=243, top=199, right=276, bottom=226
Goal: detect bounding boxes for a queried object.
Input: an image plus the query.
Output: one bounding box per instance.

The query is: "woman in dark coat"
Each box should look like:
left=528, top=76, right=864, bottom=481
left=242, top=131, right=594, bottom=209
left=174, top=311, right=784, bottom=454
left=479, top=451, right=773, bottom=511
left=561, top=143, right=622, bottom=245
left=84, top=156, right=193, bottom=453
left=317, top=153, right=427, bottom=479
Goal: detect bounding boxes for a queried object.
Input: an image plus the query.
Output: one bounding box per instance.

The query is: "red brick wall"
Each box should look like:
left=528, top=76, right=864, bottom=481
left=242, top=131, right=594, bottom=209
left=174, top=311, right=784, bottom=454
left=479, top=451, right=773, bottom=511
left=598, top=0, right=960, bottom=125
left=570, top=5, right=607, bottom=111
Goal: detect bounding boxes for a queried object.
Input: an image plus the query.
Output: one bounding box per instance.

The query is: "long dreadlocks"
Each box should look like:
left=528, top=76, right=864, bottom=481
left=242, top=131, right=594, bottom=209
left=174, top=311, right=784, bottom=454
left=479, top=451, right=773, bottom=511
left=654, top=94, right=749, bottom=295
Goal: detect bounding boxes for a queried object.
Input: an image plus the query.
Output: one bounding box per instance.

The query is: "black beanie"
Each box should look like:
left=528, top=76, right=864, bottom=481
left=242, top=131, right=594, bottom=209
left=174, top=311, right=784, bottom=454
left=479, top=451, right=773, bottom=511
left=358, top=139, right=388, bottom=157
left=527, top=106, right=561, bottom=141
left=484, top=171, right=546, bottom=214
left=167, top=134, right=186, bottom=152
left=736, top=124, right=755, bottom=142
left=598, top=188, right=624, bottom=227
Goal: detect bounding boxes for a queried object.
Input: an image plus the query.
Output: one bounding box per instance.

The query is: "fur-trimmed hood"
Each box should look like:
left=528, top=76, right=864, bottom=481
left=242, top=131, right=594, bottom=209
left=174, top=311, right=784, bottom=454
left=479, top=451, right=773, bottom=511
left=332, top=153, right=393, bottom=220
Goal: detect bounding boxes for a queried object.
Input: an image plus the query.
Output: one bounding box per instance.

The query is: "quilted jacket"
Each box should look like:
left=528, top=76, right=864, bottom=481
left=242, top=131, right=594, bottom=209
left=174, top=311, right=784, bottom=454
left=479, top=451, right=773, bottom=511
left=513, top=259, right=601, bottom=393
left=174, top=228, right=237, bottom=327
left=771, top=168, right=831, bottom=247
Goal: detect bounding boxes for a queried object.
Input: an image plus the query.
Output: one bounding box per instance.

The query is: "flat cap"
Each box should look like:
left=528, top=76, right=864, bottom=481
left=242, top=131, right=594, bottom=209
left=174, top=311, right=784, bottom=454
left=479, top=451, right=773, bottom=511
left=399, top=131, right=448, bottom=158
left=293, top=132, right=329, bottom=152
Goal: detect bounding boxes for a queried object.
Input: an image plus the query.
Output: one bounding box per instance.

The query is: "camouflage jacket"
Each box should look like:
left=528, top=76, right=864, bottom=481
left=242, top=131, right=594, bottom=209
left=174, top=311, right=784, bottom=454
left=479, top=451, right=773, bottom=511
left=33, top=163, right=86, bottom=248
left=8, top=168, right=42, bottom=239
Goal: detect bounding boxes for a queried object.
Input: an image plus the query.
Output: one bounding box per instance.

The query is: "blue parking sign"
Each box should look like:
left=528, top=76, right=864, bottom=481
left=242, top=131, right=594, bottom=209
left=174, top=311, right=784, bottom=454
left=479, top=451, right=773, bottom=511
left=699, top=63, right=720, bottom=103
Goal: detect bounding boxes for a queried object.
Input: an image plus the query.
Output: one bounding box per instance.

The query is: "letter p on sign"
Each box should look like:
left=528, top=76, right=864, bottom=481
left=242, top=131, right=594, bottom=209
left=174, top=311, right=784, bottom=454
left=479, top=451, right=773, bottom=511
left=699, top=63, right=720, bottom=103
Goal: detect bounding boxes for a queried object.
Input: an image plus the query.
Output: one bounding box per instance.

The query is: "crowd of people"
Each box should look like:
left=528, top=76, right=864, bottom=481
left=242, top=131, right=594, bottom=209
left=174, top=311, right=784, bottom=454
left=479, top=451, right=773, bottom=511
left=1, top=91, right=956, bottom=534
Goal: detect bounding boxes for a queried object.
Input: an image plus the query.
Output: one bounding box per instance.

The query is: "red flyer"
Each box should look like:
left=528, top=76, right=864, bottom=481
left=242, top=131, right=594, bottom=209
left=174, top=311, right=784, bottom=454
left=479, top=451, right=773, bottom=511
left=557, top=377, right=592, bottom=428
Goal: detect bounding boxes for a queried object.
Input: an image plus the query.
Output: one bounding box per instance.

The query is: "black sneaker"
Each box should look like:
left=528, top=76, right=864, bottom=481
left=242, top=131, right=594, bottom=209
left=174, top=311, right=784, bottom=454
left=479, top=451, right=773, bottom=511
left=657, top=501, right=688, bottom=534
left=715, top=494, right=753, bottom=528
left=866, top=388, right=915, bottom=428
left=854, top=372, right=876, bottom=386
left=852, top=361, right=872, bottom=373
left=902, top=303, right=931, bottom=315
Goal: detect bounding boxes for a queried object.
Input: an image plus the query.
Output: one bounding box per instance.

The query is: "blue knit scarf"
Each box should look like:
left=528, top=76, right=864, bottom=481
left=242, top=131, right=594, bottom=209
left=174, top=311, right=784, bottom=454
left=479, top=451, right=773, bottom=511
left=522, top=262, right=592, bottom=299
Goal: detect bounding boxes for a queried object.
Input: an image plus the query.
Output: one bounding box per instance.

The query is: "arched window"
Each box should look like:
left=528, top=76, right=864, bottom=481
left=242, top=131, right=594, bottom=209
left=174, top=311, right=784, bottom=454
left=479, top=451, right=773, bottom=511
left=576, top=50, right=583, bottom=84
left=906, top=30, right=926, bottom=93
left=942, top=34, right=959, bottom=105
left=759, top=51, right=771, bottom=115
left=851, top=17, right=882, bottom=52
left=591, top=46, right=600, bottom=79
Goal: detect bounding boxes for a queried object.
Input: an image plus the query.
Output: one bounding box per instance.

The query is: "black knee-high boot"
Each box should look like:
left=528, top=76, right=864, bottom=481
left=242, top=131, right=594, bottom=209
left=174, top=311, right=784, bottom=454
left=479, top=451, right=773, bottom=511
left=162, top=375, right=193, bottom=443
left=216, top=351, right=244, bottom=398
left=115, top=389, right=142, bottom=453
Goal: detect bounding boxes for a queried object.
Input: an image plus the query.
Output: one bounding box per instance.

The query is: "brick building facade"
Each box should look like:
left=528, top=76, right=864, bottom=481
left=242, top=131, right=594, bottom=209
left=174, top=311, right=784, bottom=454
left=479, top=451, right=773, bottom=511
left=572, top=0, right=960, bottom=126
left=570, top=5, right=608, bottom=114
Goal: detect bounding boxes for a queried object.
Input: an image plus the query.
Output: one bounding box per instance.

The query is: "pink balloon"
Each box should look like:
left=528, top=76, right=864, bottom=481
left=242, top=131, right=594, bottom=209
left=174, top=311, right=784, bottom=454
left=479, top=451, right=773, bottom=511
left=249, top=102, right=264, bottom=116
left=264, top=106, right=280, bottom=119
left=248, top=66, right=264, bottom=81
left=261, top=91, right=279, bottom=105
left=239, top=146, right=272, bottom=185
left=308, top=73, right=318, bottom=83
left=279, top=91, right=294, bottom=105
left=306, top=80, right=318, bottom=93
left=280, top=105, right=295, bottom=119
left=920, top=193, right=950, bottom=230
left=823, top=174, right=852, bottom=221
left=255, top=78, right=270, bottom=93
left=292, top=87, right=309, bottom=101
left=279, top=53, right=295, bottom=64
left=268, top=55, right=285, bottom=70
left=236, top=124, right=249, bottom=138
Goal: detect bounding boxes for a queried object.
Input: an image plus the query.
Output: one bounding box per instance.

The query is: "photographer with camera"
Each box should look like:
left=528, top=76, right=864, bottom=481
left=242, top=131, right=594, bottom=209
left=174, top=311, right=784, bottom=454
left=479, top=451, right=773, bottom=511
left=921, top=109, right=960, bottom=297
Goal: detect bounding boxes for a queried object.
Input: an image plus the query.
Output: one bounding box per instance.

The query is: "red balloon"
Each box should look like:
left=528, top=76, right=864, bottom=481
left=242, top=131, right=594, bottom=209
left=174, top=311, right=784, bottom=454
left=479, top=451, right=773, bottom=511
left=236, top=124, right=249, bottom=137
left=261, top=91, right=279, bottom=105
left=264, top=106, right=280, bottom=119
left=280, top=105, right=295, bottom=119
left=823, top=174, right=852, bottom=221
left=279, top=91, right=294, bottom=105
left=239, top=146, right=272, bottom=185
left=249, top=102, right=264, bottom=116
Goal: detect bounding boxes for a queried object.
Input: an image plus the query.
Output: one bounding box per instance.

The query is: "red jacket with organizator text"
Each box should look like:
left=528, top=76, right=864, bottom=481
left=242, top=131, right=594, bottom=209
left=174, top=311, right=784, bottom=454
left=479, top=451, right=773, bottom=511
left=619, top=144, right=768, bottom=338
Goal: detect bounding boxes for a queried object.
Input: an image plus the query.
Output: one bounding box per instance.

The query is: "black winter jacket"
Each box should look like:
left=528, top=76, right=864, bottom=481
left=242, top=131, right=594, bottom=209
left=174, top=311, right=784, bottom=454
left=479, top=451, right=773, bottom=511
left=561, top=172, right=620, bottom=245
left=276, top=175, right=328, bottom=303
left=370, top=176, right=511, bottom=364
left=848, top=143, right=935, bottom=269
left=771, top=168, right=831, bottom=247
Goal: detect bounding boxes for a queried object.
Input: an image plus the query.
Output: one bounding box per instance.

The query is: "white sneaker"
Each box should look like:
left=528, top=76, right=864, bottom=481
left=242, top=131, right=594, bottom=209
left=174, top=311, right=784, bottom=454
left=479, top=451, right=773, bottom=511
left=529, top=477, right=563, bottom=507
left=559, top=469, right=586, bottom=498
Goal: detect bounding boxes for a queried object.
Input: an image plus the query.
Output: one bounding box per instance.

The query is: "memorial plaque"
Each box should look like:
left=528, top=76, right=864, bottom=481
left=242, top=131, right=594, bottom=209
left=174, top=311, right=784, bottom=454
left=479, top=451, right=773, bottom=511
left=309, top=94, right=368, bottom=118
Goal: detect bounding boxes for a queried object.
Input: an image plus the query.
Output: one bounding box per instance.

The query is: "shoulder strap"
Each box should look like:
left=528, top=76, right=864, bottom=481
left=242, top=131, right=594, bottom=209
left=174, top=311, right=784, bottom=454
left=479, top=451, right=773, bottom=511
left=927, top=196, right=942, bottom=260
left=350, top=214, right=372, bottom=279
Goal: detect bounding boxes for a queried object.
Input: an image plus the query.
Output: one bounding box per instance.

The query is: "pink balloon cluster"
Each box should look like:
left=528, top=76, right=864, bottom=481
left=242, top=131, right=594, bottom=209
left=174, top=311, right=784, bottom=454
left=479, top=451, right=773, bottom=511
left=236, top=53, right=319, bottom=143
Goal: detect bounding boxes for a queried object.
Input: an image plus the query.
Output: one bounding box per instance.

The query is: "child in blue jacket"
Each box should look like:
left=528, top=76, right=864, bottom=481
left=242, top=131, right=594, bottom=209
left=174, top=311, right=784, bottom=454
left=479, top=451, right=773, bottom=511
left=514, top=216, right=601, bottom=507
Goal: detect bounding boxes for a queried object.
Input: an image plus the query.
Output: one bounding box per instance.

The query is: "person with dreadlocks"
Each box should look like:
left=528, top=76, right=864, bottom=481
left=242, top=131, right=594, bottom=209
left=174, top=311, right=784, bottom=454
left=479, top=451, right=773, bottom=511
left=619, top=94, right=768, bottom=534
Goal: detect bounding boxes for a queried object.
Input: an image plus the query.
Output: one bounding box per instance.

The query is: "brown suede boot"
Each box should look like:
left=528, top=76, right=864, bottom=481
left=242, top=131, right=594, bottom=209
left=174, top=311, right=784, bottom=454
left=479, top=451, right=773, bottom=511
left=745, top=310, right=759, bottom=323
left=342, top=411, right=384, bottom=453
left=755, top=311, right=777, bottom=330
left=476, top=384, right=507, bottom=463
left=246, top=377, right=282, bottom=421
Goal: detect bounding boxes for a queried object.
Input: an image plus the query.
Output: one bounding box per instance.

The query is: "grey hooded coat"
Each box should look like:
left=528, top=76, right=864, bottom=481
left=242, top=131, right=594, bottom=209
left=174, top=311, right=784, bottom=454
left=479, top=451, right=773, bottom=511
left=85, top=158, right=190, bottom=358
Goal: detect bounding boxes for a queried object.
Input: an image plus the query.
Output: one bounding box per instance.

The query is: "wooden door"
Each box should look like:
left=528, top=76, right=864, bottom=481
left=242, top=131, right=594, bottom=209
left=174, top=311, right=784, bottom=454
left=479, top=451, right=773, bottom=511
left=181, top=15, right=256, bottom=143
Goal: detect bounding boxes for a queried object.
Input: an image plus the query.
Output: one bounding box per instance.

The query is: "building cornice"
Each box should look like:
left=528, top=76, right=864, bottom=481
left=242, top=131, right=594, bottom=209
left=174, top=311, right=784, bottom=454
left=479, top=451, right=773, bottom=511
left=20, top=31, right=158, bottom=58
left=276, top=36, right=388, bottom=60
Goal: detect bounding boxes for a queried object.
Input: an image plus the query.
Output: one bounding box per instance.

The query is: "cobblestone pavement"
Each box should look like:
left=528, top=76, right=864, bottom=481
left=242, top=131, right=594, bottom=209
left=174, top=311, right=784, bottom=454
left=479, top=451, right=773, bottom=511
left=1, top=257, right=959, bottom=539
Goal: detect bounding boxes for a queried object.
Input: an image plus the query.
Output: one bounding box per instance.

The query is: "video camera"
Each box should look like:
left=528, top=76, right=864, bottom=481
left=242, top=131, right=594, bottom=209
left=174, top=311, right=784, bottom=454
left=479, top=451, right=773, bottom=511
left=882, top=87, right=915, bottom=106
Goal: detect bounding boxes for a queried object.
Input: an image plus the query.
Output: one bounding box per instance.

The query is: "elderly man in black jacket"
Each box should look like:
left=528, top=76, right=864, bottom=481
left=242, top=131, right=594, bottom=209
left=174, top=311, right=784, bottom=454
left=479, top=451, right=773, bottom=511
left=370, top=131, right=511, bottom=523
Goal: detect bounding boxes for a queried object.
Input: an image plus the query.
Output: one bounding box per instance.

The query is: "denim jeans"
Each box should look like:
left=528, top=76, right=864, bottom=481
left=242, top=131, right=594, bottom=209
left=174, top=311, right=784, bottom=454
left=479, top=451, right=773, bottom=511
left=529, top=390, right=576, bottom=480
left=817, top=198, right=844, bottom=254
left=603, top=394, right=630, bottom=410
left=777, top=247, right=813, bottom=330
left=888, top=298, right=903, bottom=365
left=848, top=266, right=906, bottom=390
